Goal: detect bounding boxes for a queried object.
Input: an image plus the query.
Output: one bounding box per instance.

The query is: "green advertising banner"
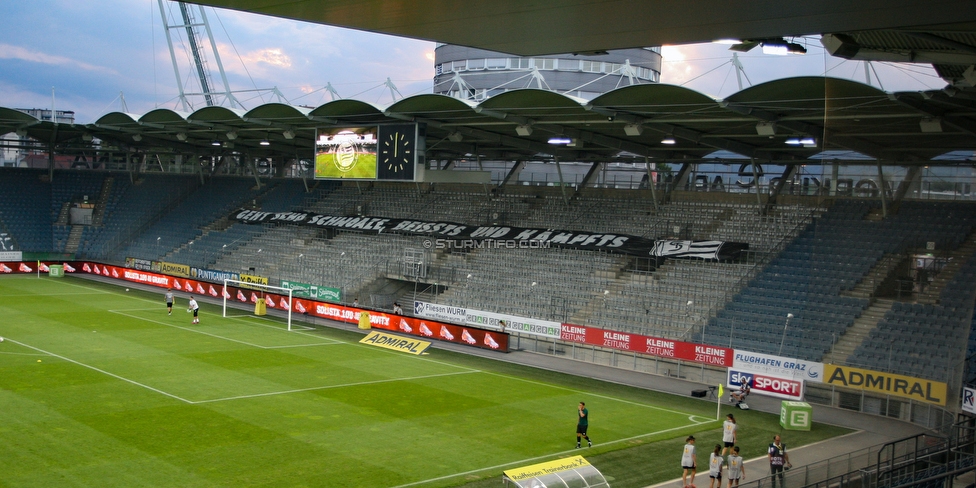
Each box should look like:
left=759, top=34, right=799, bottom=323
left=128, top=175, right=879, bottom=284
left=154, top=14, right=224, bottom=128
left=281, top=280, right=342, bottom=302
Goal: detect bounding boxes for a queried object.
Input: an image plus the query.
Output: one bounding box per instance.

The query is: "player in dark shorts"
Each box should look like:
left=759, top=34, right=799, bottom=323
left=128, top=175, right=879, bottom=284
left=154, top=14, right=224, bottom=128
left=165, top=289, right=174, bottom=315
left=576, top=401, right=592, bottom=448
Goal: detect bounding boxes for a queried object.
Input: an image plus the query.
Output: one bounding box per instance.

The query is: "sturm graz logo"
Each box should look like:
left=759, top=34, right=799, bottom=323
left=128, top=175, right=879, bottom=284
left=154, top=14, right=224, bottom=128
left=414, top=301, right=424, bottom=314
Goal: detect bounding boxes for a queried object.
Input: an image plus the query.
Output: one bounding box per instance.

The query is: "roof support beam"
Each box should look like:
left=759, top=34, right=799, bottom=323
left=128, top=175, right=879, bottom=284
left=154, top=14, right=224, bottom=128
left=720, top=101, right=923, bottom=162
left=587, top=104, right=770, bottom=159
left=575, top=162, right=602, bottom=197
left=500, top=160, right=525, bottom=187
left=891, top=93, right=976, bottom=137
left=385, top=111, right=558, bottom=155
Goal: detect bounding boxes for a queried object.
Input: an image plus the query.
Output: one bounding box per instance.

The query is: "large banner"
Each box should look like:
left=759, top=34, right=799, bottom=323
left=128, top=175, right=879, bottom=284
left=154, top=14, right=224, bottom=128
left=732, top=350, right=824, bottom=383
left=0, top=251, right=24, bottom=261
left=281, top=280, right=341, bottom=301
left=124, top=257, right=155, bottom=272
left=232, top=210, right=749, bottom=260
left=76, top=262, right=508, bottom=353
left=191, top=267, right=240, bottom=284
left=413, top=300, right=467, bottom=324
left=560, top=323, right=733, bottom=367
left=413, top=300, right=561, bottom=338
left=158, top=261, right=190, bottom=278
left=963, top=386, right=976, bottom=415
left=727, top=368, right=804, bottom=400
left=238, top=273, right=269, bottom=290
left=823, top=364, right=947, bottom=406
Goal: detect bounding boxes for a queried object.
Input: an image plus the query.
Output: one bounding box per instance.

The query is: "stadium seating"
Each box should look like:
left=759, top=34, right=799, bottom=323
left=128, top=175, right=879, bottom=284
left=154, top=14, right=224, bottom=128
left=0, top=169, right=53, bottom=252
left=708, top=199, right=976, bottom=372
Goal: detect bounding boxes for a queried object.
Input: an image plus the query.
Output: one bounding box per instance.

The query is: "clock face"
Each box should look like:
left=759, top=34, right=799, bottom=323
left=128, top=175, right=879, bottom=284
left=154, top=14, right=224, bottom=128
left=377, top=124, right=417, bottom=180
left=381, top=131, right=411, bottom=173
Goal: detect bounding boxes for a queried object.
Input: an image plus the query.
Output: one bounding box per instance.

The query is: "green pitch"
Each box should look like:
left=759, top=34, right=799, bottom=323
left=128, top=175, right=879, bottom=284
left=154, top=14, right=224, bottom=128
left=0, top=276, right=849, bottom=487
left=315, top=151, right=378, bottom=179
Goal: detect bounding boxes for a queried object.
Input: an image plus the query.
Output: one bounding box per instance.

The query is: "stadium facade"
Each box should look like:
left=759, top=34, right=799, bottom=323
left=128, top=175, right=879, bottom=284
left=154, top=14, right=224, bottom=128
left=432, top=44, right=662, bottom=101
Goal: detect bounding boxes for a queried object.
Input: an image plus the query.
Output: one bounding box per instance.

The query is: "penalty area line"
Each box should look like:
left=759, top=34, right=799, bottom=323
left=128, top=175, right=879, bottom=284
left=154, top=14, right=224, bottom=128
left=109, top=311, right=341, bottom=349
left=3, top=337, right=193, bottom=404
left=389, top=417, right=710, bottom=488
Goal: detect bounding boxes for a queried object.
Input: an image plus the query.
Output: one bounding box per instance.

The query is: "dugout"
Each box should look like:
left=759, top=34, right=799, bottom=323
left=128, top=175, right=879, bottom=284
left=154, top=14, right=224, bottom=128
left=502, top=456, right=609, bottom=487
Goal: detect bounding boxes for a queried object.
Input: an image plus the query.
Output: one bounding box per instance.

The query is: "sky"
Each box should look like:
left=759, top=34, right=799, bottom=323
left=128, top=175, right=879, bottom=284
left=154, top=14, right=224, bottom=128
left=0, top=0, right=950, bottom=123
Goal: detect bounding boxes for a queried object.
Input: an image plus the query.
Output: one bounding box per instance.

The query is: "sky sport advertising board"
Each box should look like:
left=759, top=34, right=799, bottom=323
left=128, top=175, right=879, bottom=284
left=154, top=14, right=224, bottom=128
left=727, top=368, right=804, bottom=400
left=75, top=262, right=507, bottom=353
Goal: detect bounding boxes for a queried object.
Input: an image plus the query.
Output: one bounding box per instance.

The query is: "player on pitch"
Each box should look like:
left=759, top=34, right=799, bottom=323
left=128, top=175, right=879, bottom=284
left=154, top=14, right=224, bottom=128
left=187, top=296, right=200, bottom=324
left=576, top=402, right=592, bottom=448
left=165, top=288, right=175, bottom=315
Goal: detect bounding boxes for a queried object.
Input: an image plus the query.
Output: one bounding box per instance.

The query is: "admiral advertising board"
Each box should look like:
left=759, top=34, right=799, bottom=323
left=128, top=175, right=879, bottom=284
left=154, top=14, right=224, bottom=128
left=823, top=364, right=947, bottom=406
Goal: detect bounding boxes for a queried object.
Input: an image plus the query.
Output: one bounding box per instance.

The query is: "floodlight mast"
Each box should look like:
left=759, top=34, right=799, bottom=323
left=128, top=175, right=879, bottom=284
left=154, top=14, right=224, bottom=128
left=157, top=0, right=241, bottom=110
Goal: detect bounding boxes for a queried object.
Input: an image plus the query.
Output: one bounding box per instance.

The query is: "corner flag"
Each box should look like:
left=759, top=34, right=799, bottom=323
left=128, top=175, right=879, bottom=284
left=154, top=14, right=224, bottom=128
left=717, top=383, right=724, bottom=419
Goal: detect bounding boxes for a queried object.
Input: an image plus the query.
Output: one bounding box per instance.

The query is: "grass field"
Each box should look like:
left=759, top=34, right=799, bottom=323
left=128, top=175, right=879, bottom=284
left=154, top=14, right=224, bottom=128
left=0, top=275, right=850, bottom=487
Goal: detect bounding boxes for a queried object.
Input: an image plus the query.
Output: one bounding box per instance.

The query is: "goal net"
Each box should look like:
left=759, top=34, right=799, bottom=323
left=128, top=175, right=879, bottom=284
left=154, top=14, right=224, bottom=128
left=222, top=279, right=296, bottom=331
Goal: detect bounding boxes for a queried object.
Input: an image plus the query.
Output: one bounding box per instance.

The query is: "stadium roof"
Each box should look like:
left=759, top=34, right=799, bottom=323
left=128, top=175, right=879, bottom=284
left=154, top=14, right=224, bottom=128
left=184, top=1, right=976, bottom=58
left=184, top=1, right=976, bottom=89
left=2, top=77, right=975, bottom=165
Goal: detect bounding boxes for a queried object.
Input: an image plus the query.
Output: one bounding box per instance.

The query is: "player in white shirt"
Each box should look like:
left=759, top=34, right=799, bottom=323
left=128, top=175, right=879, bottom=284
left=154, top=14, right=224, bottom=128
left=187, top=296, right=200, bottom=324
left=708, top=444, right=724, bottom=488
left=681, top=435, right=697, bottom=487
left=727, top=446, right=745, bottom=488
left=722, top=413, right=737, bottom=456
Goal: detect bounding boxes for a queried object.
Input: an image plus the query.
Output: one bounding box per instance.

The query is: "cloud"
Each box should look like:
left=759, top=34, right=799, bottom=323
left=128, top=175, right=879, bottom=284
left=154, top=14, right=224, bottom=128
left=0, top=43, right=117, bottom=74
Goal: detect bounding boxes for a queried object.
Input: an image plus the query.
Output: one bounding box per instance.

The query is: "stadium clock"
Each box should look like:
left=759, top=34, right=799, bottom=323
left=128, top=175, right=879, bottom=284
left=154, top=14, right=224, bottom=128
left=377, top=124, right=417, bottom=180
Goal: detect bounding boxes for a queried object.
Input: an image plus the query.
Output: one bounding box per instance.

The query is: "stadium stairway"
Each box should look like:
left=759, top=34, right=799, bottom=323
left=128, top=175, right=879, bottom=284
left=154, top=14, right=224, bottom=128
left=822, top=298, right=894, bottom=364
left=916, top=230, right=976, bottom=305
left=840, top=252, right=903, bottom=300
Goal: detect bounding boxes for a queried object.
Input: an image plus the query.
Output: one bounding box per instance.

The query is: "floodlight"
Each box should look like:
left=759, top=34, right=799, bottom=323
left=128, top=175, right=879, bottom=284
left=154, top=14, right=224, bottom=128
left=448, top=132, right=463, bottom=142
left=226, top=131, right=238, bottom=140
left=920, top=118, right=943, bottom=133
left=624, top=124, right=643, bottom=136
left=786, top=43, right=807, bottom=55
left=132, top=134, right=143, bottom=142
left=548, top=137, right=572, bottom=145
left=515, top=124, right=533, bottom=136
left=211, top=140, right=222, bottom=146
left=282, top=129, right=295, bottom=140
left=259, top=139, right=271, bottom=146
left=176, top=132, right=188, bottom=141
left=661, top=135, right=676, bottom=145
left=761, top=40, right=789, bottom=55
left=756, top=121, right=776, bottom=136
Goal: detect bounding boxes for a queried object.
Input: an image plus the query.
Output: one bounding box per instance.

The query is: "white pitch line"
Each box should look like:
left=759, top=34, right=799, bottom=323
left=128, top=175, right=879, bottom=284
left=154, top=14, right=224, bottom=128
left=190, top=369, right=481, bottom=404
left=3, top=337, right=193, bottom=404
left=478, top=369, right=713, bottom=418
left=0, top=350, right=49, bottom=357
left=0, top=292, right=109, bottom=297
left=389, top=417, right=711, bottom=488
left=110, top=310, right=271, bottom=348
left=109, top=310, right=340, bottom=349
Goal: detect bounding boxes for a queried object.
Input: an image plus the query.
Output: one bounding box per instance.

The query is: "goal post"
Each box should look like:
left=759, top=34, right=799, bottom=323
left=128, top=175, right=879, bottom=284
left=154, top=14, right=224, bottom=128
left=222, top=279, right=295, bottom=331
